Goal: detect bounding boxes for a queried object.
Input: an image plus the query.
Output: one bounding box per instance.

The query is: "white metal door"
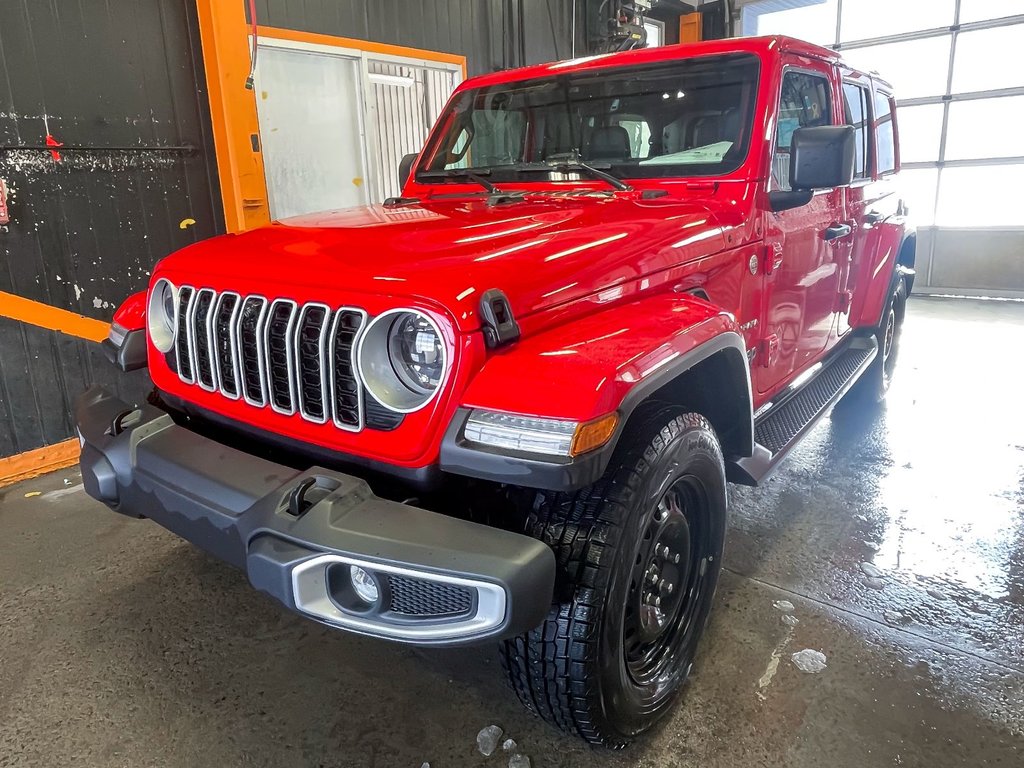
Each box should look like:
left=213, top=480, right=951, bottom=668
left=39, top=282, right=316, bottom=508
left=255, top=44, right=369, bottom=220
left=363, top=58, right=461, bottom=201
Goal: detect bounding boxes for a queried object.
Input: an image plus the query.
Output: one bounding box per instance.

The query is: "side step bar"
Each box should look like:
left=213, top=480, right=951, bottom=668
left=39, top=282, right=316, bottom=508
left=727, top=334, right=878, bottom=486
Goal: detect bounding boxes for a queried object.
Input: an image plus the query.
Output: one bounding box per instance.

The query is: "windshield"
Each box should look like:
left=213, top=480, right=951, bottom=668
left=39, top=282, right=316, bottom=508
left=422, top=53, right=761, bottom=182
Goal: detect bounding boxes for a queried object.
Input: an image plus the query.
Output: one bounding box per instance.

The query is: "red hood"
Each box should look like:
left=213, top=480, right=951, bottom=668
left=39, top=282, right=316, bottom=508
left=157, top=195, right=733, bottom=332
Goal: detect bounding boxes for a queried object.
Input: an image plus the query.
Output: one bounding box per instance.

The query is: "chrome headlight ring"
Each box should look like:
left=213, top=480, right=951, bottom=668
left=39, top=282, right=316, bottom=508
left=147, top=278, right=179, bottom=353
left=357, top=308, right=449, bottom=414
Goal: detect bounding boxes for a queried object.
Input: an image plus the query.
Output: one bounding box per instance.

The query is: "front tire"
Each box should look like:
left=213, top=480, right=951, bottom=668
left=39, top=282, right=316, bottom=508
left=501, top=406, right=727, bottom=746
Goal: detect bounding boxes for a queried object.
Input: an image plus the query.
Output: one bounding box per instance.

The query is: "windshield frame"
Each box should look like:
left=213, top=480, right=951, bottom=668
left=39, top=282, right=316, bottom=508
left=416, top=51, right=763, bottom=185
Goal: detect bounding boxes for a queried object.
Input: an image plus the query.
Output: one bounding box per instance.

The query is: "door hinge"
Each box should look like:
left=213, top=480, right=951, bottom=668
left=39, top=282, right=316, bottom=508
left=836, top=290, right=853, bottom=313
left=765, top=243, right=783, bottom=275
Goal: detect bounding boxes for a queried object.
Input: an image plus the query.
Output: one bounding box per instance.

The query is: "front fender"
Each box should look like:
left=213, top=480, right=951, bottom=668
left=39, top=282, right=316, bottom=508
left=113, top=290, right=147, bottom=332
left=442, top=293, right=753, bottom=491
left=103, top=290, right=148, bottom=371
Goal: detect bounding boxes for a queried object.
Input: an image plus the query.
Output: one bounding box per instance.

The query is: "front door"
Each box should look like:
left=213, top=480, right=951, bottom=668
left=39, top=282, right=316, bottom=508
left=758, top=62, right=852, bottom=396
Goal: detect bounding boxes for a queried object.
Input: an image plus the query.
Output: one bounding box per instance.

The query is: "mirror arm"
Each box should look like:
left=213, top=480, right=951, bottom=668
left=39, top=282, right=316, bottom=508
left=768, top=189, right=813, bottom=212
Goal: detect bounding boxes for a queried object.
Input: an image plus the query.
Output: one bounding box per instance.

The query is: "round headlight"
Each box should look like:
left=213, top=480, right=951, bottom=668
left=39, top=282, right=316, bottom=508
left=147, top=278, right=178, bottom=353
left=358, top=309, right=448, bottom=413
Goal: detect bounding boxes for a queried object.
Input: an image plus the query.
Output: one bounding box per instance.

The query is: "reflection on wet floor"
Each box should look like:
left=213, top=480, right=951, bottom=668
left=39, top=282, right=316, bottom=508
left=730, top=295, right=1024, bottom=680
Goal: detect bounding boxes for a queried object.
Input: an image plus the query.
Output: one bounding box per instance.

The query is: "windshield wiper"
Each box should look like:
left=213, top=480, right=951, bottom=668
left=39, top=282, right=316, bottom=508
left=416, top=169, right=500, bottom=194
left=508, top=161, right=632, bottom=192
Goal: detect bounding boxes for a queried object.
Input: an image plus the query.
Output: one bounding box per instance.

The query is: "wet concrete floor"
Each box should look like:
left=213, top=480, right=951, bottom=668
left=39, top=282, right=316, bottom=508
left=1, top=296, right=1022, bottom=767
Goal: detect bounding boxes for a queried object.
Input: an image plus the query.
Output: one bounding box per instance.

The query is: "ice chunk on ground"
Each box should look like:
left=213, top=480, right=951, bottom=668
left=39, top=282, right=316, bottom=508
left=781, top=614, right=800, bottom=627
left=509, top=755, right=531, bottom=768
left=502, top=738, right=517, bottom=752
left=860, top=562, right=883, bottom=578
left=864, top=577, right=885, bottom=590
left=927, top=588, right=946, bottom=600
left=772, top=600, right=795, bottom=612
left=791, top=649, right=827, bottom=673
left=477, top=725, right=503, bottom=757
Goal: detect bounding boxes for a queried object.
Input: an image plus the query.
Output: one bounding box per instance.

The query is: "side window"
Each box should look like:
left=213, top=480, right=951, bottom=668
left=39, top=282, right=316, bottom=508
left=874, top=91, right=896, bottom=175
left=774, top=70, right=832, bottom=190
left=842, top=82, right=872, bottom=180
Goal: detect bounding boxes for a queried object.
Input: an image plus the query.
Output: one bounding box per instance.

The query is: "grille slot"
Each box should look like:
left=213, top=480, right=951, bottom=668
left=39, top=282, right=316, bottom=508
left=193, top=289, right=217, bottom=390
left=238, top=297, right=268, bottom=406
left=266, top=300, right=297, bottom=413
left=213, top=293, right=241, bottom=399
left=176, top=286, right=195, bottom=383
left=295, top=304, right=330, bottom=422
left=173, top=287, right=369, bottom=429
left=387, top=575, right=475, bottom=617
left=330, top=309, right=367, bottom=430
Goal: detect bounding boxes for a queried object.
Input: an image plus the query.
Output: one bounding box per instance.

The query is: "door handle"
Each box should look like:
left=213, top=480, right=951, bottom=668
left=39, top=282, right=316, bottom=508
left=863, top=210, right=884, bottom=224
left=823, top=223, right=852, bottom=241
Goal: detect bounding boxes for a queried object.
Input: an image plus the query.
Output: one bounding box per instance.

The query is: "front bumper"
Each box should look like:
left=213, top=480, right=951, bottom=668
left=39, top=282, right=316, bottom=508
left=74, top=386, right=555, bottom=646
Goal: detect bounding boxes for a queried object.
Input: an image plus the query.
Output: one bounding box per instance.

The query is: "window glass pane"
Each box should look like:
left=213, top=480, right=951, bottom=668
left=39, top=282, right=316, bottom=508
left=899, top=168, right=939, bottom=226
left=426, top=54, right=762, bottom=180
left=936, top=165, right=1024, bottom=226
left=643, top=20, right=665, bottom=47
left=773, top=70, right=833, bottom=189
left=741, top=0, right=839, bottom=46
left=945, top=96, right=1024, bottom=160
left=842, top=82, right=871, bottom=177
left=895, top=103, right=944, bottom=163
left=960, top=1, right=1024, bottom=24
left=952, top=24, right=1024, bottom=93
left=842, top=36, right=952, bottom=99
left=874, top=92, right=896, bottom=174
left=840, top=0, right=955, bottom=42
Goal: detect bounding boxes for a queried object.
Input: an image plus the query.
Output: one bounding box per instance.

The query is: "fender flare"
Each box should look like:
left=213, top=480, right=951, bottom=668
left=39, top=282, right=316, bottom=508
left=440, top=317, right=754, bottom=492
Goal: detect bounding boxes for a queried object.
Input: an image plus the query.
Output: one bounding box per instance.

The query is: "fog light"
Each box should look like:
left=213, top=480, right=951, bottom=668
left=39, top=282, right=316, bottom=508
left=349, top=566, right=380, bottom=605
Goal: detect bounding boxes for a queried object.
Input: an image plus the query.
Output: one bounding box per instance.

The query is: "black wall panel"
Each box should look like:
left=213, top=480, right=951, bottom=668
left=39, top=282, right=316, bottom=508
left=0, top=0, right=581, bottom=460
left=0, top=0, right=221, bottom=458
left=250, top=0, right=576, bottom=76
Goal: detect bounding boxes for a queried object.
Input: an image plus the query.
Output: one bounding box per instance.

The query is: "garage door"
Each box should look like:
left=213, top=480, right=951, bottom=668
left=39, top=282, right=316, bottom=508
left=742, top=0, right=1024, bottom=297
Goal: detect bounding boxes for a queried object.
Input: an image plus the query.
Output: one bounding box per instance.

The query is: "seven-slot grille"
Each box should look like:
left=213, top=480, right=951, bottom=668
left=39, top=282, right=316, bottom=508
left=173, top=287, right=367, bottom=430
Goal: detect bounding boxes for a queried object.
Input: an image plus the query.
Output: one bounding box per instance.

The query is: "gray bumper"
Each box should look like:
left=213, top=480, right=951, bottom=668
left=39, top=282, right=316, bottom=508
left=74, top=386, right=555, bottom=646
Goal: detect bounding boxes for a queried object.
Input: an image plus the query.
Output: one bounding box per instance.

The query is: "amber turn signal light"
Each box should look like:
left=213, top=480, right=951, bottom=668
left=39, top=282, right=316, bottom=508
left=569, top=413, right=619, bottom=457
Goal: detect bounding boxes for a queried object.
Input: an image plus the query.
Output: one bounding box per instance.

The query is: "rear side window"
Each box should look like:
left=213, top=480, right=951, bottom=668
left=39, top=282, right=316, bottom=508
left=842, top=82, right=872, bottom=180
left=774, top=70, right=833, bottom=190
left=874, top=91, right=896, bottom=175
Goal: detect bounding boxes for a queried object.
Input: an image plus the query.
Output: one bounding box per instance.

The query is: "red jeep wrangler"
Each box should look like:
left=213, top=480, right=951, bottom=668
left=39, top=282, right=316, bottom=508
left=77, top=36, right=912, bottom=745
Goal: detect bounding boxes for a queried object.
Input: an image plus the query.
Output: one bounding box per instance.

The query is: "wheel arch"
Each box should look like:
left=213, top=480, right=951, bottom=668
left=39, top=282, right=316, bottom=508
left=614, top=336, right=754, bottom=464
left=441, top=328, right=755, bottom=492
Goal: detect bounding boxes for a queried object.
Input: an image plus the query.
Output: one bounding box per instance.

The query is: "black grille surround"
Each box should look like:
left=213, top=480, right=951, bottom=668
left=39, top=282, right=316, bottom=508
left=387, top=575, right=475, bottom=618
left=173, top=287, right=371, bottom=431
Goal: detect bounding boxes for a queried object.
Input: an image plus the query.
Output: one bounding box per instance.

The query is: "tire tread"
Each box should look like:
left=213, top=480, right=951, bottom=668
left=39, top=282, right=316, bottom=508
left=500, top=407, right=718, bottom=746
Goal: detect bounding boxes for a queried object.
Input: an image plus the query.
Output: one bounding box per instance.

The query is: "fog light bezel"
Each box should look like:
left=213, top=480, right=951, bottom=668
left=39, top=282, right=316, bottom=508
left=292, top=554, right=506, bottom=642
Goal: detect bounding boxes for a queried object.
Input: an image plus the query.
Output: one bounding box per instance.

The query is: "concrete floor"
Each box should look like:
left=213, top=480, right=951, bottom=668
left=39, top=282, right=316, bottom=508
left=2, top=296, right=1023, bottom=767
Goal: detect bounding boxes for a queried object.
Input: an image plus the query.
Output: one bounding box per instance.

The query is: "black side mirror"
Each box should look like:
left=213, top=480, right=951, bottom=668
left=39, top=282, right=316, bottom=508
left=769, top=125, right=855, bottom=212
left=791, top=125, right=855, bottom=191
left=398, top=153, right=418, bottom=190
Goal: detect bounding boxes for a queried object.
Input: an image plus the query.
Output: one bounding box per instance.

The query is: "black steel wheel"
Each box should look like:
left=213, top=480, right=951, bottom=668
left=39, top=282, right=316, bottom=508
left=502, top=406, right=727, bottom=746
left=623, top=475, right=713, bottom=688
